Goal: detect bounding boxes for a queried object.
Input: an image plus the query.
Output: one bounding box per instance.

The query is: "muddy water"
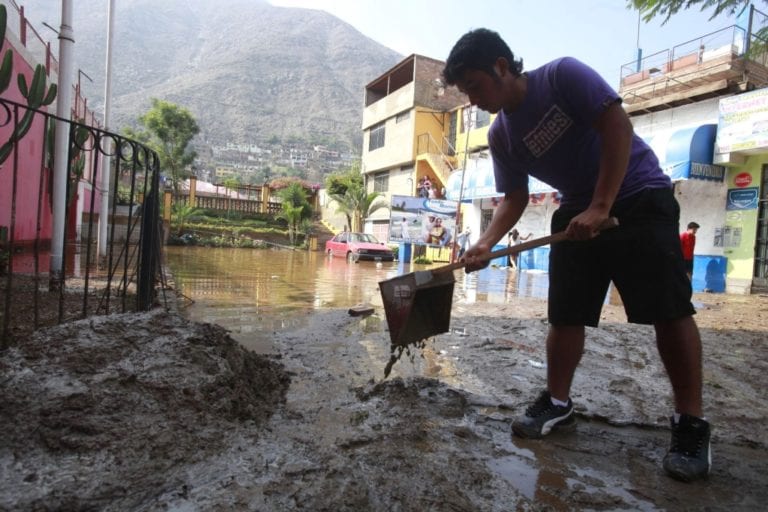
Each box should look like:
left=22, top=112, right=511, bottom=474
left=162, top=246, right=768, bottom=509
left=164, top=246, right=547, bottom=352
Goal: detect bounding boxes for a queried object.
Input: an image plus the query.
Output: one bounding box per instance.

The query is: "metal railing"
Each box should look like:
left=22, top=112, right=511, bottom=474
left=620, top=25, right=749, bottom=84
left=0, top=97, right=166, bottom=347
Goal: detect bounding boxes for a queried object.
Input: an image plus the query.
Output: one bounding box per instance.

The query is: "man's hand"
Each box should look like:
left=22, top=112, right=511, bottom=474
left=461, top=241, right=494, bottom=272
left=565, top=209, right=612, bottom=240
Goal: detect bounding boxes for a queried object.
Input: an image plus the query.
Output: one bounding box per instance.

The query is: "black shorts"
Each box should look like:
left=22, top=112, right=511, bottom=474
left=548, top=187, right=695, bottom=327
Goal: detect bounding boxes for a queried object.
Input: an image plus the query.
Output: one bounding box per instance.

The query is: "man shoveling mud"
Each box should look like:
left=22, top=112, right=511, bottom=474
left=442, top=28, right=710, bottom=482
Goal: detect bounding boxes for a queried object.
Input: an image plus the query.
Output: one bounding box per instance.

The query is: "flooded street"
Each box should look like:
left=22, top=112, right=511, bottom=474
left=2, top=247, right=765, bottom=511
left=158, top=246, right=768, bottom=510
left=164, top=246, right=551, bottom=354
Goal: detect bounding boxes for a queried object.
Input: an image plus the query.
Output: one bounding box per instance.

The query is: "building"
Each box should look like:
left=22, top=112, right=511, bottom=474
left=359, top=54, right=466, bottom=242
left=619, top=7, right=768, bottom=294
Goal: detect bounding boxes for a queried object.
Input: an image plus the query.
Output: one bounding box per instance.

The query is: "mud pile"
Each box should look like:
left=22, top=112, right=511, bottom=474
left=0, top=311, right=289, bottom=511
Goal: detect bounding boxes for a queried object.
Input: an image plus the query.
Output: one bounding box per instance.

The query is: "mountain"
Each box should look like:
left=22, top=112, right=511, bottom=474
left=16, top=0, right=403, bottom=150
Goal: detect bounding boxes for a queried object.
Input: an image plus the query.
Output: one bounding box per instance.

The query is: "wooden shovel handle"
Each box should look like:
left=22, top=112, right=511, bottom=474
left=433, top=216, right=619, bottom=274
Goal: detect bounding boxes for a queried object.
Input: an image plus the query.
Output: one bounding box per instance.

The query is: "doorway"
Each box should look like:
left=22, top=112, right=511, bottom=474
left=753, top=165, right=768, bottom=291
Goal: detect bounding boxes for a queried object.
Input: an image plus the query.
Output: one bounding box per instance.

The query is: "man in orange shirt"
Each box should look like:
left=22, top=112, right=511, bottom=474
left=680, top=222, right=700, bottom=280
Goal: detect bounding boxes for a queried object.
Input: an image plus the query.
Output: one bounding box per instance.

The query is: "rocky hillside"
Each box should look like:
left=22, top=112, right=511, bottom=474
left=17, top=0, right=403, bottom=150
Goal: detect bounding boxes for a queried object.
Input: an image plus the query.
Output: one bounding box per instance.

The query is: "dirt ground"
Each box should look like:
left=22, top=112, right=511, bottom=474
left=1, top=289, right=767, bottom=511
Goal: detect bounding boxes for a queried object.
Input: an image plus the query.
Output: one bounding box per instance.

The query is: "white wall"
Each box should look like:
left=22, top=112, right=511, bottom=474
left=631, top=97, right=722, bottom=136
left=632, top=98, right=728, bottom=259
left=674, top=179, right=727, bottom=257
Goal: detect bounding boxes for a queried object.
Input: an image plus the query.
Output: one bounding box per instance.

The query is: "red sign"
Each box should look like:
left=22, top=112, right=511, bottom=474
left=734, top=172, right=752, bottom=187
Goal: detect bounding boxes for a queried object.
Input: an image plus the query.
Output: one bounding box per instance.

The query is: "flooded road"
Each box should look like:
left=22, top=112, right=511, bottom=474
left=164, top=246, right=550, bottom=353
left=158, top=246, right=768, bottom=510
left=3, top=247, right=764, bottom=511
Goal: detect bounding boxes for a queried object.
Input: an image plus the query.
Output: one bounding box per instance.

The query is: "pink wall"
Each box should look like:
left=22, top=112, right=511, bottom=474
left=0, top=40, right=53, bottom=245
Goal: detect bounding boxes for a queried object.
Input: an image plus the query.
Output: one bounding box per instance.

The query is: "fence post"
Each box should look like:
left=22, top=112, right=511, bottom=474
left=163, top=190, right=172, bottom=222
left=260, top=184, right=270, bottom=214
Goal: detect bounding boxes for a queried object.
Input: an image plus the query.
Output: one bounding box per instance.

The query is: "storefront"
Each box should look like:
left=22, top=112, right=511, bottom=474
left=643, top=123, right=729, bottom=292
left=714, top=88, right=768, bottom=294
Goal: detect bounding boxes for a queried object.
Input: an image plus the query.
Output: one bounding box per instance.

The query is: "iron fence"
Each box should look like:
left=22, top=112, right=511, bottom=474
left=0, top=97, right=167, bottom=347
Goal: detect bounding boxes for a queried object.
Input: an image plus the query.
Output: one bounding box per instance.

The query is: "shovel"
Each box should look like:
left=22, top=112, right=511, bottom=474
left=379, top=217, right=619, bottom=347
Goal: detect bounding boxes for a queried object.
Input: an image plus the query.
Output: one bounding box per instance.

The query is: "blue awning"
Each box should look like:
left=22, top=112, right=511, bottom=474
left=644, top=124, right=725, bottom=182
left=446, top=157, right=556, bottom=202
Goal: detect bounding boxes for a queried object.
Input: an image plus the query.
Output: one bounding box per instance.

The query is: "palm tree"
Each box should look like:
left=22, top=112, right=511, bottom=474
left=275, top=182, right=312, bottom=245
left=329, top=184, right=388, bottom=232
left=172, top=203, right=200, bottom=236
left=277, top=203, right=305, bottom=245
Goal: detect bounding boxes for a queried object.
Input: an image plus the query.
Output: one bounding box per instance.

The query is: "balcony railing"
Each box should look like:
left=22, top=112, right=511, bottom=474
left=621, top=25, right=750, bottom=87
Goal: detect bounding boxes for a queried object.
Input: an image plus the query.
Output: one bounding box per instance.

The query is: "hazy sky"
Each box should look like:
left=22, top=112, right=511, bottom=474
left=269, top=0, right=742, bottom=88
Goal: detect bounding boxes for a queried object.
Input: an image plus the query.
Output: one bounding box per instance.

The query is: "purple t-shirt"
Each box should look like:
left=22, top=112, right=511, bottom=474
left=489, top=57, right=671, bottom=209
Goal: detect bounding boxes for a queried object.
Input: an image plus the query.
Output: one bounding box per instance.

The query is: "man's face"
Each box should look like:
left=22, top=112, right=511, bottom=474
left=455, top=68, right=504, bottom=114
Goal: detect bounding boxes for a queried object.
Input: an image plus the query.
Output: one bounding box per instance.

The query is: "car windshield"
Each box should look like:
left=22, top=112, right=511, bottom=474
left=349, top=233, right=378, bottom=244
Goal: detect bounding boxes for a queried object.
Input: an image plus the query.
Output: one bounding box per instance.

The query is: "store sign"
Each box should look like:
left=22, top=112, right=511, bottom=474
left=689, top=163, right=725, bottom=181
left=734, top=172, right=752, bottom=187
left=716, top=88, right=768, bottom=153
left=726, top=187, right=759, bottom=210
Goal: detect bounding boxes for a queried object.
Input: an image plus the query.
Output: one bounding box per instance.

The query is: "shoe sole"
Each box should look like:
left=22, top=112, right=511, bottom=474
left=512, top=414, right=576, bottom=439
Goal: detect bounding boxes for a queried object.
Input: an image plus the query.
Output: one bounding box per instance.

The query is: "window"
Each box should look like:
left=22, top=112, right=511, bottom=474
left=475, top=108, right=491, bottom=128
left=369, top=122, right=385, bottom=151
left=396, top=111, right=410, bottom=123
left=373, top=172, right=389, bottom=193
left=461, top=106, right=491, bottom=132
left=481, top=208, right=494, bottom=233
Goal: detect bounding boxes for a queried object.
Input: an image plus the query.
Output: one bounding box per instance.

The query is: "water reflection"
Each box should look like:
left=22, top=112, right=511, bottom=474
left=165, top=247, right=576, bottom=353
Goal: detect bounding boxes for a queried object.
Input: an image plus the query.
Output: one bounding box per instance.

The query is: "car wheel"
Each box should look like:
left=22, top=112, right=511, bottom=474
left=347, top=252, right=358, bottom=263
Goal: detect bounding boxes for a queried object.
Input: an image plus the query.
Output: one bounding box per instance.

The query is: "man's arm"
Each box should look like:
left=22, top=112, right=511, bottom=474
left=566, top=101, right=633, bottom=240
left=463, top=187, right=529, bottom=271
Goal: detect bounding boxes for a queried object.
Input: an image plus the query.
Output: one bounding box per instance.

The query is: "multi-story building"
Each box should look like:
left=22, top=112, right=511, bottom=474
left=360, top=55, right=466, bottom=242
left=619, top=7, right=768, bottom=294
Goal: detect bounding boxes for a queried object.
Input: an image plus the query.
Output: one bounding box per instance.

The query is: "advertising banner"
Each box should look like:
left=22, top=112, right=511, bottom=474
left=388, top=195, right=458, bottom=247
left=716, top=87, right=768, bottom=153
left=726, top=187, right=759, bottom=211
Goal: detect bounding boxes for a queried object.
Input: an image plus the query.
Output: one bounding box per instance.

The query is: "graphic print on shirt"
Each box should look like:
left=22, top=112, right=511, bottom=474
left=522, top=105, right=573, bottom=158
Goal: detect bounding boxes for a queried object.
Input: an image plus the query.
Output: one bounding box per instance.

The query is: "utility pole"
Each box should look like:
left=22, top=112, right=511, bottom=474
left=98, top=0, right=115, bottom=259
left=50, top=0, right=74, bottom=290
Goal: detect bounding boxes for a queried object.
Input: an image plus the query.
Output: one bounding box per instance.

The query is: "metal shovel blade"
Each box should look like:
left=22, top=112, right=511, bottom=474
left=379, top=268, right=456, bottom=347
left=377, top=217, right=620, bottom=349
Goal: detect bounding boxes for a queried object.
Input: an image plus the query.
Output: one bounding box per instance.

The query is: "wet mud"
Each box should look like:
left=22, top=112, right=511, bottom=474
left=1, top=293, right=767, bottom=510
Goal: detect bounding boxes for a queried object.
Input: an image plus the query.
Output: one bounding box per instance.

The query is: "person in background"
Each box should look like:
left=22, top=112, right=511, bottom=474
left=400, top=217, right=410, bottom=242
left=443, top=28, right=709, bottom=483
left=680, top=221, right=700, bottom=280
left=456, top=227, right=472, bottom=258
left=417, top=177, right=428, bottom=198
left=507, top=228, right=532, bottom=269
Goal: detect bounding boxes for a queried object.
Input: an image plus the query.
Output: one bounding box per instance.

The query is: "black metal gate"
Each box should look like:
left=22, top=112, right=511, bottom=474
left=753, top=165, right=768, bottom=292
left=0, top=98, right=167, bottom=346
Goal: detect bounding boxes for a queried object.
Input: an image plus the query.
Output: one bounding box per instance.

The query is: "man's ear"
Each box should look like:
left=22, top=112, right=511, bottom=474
left=494, top=57, right=509, bottom=77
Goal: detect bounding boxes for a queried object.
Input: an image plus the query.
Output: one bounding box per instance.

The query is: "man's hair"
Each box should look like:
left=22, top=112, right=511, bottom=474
left=687, top=222, right=700, bottom=229
left=442, top=28, right=523, bottom=85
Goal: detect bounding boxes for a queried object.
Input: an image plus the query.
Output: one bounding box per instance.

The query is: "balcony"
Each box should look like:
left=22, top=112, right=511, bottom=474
left=619, top=25, right=768, bottom=115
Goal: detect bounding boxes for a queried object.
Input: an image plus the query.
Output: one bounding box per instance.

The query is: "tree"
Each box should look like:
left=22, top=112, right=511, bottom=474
left=628, top=0, right=756, bottom=23
left=329, top=183, right=387, bottom=232
left=127, top=98, right=200, bottom=195
left=171, top=203, right=200, bottom=236
left=275, top=181, right=313, bottom=245
left=324, top=161, right=362, bottom=196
